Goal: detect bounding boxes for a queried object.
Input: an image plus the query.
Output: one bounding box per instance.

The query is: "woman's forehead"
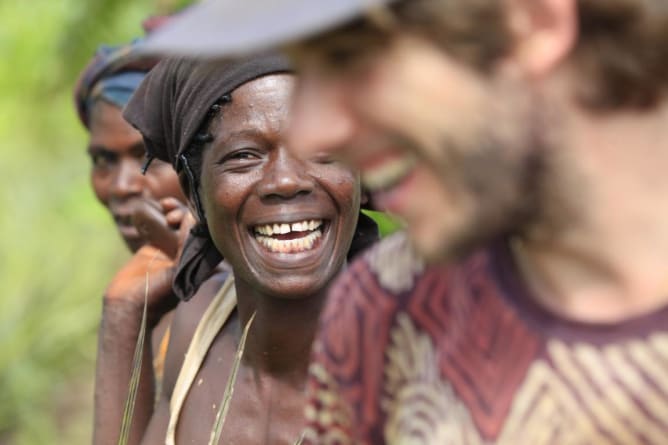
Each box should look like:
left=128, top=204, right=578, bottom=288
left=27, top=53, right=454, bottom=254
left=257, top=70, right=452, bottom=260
left=217, top=75, right=295, bottom=133
left=230, top=74, right=295, bottom=107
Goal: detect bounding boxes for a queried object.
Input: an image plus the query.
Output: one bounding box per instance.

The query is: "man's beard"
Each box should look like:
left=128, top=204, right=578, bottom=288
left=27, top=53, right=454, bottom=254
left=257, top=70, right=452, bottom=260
left=424, top=106, right=555, bottom=262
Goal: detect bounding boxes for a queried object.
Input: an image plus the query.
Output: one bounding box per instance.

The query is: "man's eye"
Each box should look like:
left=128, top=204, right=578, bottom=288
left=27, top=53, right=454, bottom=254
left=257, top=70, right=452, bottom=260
left=326, top=48, right=359, bottom=67
left=320, top=42, right=371, bottom=72
left=310, top=152, right=338, bottom=165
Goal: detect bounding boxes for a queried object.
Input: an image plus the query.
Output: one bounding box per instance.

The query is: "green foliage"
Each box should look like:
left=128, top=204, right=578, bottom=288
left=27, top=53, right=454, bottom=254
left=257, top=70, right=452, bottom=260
left=0, top=1, right=193, bottom=443
left=363, top=209, right=404, bottom=237
left=0, top=1, right=394, bottom=443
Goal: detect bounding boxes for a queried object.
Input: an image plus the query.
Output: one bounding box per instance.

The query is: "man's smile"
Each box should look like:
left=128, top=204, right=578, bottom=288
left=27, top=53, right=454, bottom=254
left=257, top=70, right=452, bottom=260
left=361, top=154, right=417, bottom=193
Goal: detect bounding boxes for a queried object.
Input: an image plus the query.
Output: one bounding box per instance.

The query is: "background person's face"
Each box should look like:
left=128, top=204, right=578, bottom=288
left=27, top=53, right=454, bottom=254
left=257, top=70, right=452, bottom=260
left=88, top=100, right=185, bottom=252
left=288, top=34, right=544, bottom=262
left=199, top=75, right=360, bottom=299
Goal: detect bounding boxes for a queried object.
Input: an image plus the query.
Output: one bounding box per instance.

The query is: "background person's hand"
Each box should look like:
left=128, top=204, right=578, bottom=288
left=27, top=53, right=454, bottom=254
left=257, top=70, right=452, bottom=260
left=104, top=245, right=177, bottom=325
left=132, top=197, right=195, bottom=260
left=103, top=197, right=195, bottom=324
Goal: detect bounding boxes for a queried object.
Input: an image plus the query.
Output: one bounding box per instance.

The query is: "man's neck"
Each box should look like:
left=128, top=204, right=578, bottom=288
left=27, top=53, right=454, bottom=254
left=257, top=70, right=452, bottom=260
left=515, top=94, right=668, bottom=323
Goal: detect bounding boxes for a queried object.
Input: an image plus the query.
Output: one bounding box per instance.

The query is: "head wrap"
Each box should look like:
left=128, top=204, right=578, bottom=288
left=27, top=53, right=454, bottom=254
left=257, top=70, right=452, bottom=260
left=74, top=44, right=157, bottom=129
left=123, top=54, right=292, bottom=168
left=124, top=55, right=378, bottom=300
left=73, top=17, right=168, bottom=129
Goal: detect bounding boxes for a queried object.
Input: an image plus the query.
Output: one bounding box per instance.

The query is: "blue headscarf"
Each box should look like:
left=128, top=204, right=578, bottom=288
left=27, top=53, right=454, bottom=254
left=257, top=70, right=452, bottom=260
left=74, top=41, right=161, bottom=129
left=87, top=69, right=145, bottom=113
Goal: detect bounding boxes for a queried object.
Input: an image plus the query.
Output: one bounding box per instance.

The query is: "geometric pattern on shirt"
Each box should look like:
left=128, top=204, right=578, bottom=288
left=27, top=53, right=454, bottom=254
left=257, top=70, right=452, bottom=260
left=383, top=314, right=668, bottom=444
left=405, top=258, right=541, bottom=438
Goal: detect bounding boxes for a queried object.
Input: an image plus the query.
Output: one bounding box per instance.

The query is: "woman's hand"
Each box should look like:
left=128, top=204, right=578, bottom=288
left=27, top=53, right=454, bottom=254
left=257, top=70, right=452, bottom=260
left=103, top=197, right=195, bottom=324
left=133, top=197, right=196, bottom=260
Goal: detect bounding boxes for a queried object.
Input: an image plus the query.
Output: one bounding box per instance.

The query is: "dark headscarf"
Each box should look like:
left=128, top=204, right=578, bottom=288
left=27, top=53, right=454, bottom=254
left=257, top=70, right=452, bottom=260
left=123, top=54, right=292, bottom=168
left=125, top=55, right=378, bottom=300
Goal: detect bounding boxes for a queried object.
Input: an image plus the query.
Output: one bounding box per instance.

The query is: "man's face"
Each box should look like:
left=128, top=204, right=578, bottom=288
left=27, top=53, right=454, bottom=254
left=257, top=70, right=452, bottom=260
left=288, top=33, right=545, bottom=262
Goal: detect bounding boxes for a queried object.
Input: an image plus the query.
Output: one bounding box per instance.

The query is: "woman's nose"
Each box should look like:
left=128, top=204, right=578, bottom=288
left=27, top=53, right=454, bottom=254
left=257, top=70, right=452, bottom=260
left=110, top=158, right=143, bottom=200
left=257, top=148, right=314, bottom=200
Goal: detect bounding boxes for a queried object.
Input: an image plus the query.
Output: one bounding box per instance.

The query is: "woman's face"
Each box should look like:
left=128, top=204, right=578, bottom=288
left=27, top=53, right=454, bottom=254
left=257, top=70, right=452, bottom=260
left=88, top=100, right=185, bottom=252
left=199, top=74, right=360, bottom=299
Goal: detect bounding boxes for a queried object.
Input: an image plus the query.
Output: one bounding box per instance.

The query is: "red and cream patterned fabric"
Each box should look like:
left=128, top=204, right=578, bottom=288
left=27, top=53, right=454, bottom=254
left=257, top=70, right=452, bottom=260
left=303, top=233, right=668, bottom=444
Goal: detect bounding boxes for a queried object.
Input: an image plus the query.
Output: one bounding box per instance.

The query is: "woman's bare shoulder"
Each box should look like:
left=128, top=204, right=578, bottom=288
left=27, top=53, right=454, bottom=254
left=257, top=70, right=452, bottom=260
left=160, top=269, right=230, bottom=398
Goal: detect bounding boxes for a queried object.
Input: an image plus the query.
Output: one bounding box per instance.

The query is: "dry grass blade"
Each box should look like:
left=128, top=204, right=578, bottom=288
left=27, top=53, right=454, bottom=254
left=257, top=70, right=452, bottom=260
left=208, top=311, right=256, bottom=445
left=117, top=254, right=157, bottom=445
left=294, top=431, right=305, bottom=445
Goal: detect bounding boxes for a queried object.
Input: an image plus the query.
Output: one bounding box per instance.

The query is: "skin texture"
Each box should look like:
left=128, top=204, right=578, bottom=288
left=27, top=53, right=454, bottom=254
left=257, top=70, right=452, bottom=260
left=89, top=100, right=195, bottom=445
left=88, top=100, right=186, bottom=252
left=285, top=0, right=668, bottom=323
left=137, top=74, right=360, bottom=444
left=93, top=204, right=196, bottom=445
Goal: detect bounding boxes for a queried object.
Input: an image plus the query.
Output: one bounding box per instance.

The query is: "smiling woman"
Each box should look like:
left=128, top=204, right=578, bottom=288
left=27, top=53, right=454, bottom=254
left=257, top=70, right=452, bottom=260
left=200, top=75, right=360, bottom=301
left=118, top=55, right=377, bottom=444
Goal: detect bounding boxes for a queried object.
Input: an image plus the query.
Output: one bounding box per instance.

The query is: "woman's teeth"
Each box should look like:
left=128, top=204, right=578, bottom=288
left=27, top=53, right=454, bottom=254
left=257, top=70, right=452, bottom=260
left=362, top=156, right=416, bottom=192
left=253, top=220, right=323, bottom=253
left=254, top=220, right=322, bottom=236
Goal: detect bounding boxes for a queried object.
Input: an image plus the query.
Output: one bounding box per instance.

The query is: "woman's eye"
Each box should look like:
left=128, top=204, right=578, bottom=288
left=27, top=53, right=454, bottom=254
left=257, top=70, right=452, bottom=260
left=222, top=149, right=262, bottom=163
left=90, top=152, right=115, bottom=169
left=231, top=151, right=258, bottom=160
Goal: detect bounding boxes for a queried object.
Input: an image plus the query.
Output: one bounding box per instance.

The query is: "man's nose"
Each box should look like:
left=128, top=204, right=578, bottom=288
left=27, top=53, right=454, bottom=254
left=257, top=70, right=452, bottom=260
left=257, top=148, right=314, bottom=200
left=110, top=158, right=143, bottom=199
left=287, top=72, right=356, bottom=160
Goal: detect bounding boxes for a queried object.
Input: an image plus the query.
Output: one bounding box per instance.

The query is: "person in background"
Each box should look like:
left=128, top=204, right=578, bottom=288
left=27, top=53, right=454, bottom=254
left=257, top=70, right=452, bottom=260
left=74, top=32, right=191, bottom=445
left=139, top=0, right=668, bottom=443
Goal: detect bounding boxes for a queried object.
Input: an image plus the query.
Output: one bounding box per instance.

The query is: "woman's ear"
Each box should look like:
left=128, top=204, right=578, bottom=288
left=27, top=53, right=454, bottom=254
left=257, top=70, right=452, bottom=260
left=504, top=0, right=578, bottom=79
left=178, top=171, right=205, bottom=224
left=360, top=186, right=377, bottom=210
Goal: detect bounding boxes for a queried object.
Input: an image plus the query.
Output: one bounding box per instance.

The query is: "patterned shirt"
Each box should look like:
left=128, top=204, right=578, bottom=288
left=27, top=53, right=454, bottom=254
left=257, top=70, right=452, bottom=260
left=303, top=233, right=668, bottom=444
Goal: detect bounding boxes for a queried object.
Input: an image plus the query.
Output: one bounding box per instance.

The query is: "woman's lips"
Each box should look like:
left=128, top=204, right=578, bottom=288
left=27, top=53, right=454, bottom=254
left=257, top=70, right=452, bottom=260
left=113, top=213, right=141, bottom=239
left=252, top=219, right=325, bottom=254
left=117, top=223, right=140, bottom=239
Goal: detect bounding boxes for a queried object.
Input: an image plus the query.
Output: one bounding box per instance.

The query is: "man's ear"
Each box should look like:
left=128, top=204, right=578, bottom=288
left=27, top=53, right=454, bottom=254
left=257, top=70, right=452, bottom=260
left=504, top=0, right=577, bottom=79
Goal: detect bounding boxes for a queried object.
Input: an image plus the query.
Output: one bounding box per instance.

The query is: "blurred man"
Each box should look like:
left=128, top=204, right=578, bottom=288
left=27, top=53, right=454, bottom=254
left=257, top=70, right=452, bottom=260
left=141, top=0, right=668, bottom=443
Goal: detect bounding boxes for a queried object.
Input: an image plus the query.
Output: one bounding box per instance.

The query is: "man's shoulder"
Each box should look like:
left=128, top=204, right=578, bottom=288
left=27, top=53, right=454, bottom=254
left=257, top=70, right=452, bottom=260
left=321, top=232, right=506, bottom=347
left=334, top=231, right=425, bottom=299
left=310, top=235, right=505, bottom=441
left=330, top=231, right=483, bottom=309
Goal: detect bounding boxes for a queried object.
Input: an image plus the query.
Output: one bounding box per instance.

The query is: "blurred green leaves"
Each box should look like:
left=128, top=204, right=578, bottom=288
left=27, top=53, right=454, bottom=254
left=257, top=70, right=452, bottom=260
left=0, top=1, right=191, bottom=443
